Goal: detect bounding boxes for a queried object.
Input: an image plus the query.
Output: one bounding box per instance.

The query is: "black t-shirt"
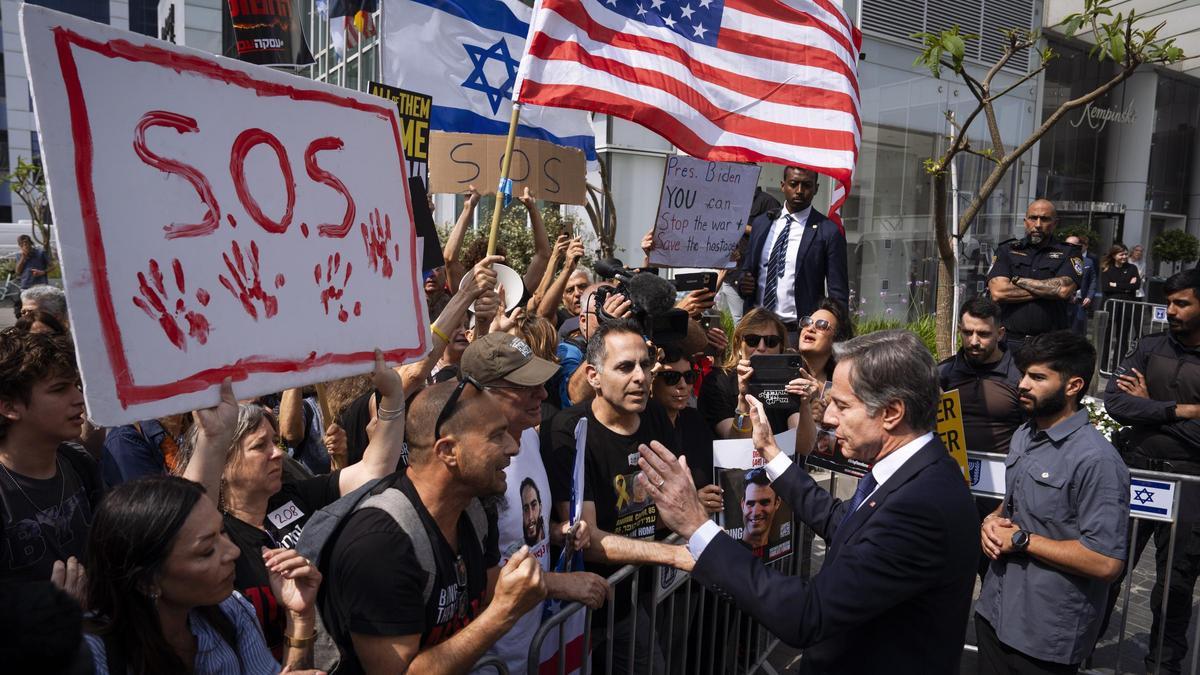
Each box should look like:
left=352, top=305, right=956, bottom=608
left=542, top=401, right=677, bottom=565
left=697, top=368, right=793, bottom=436
left=322, top=474, right=500, bottom=675
left=224, top=472, right=341, bottom=660
left=938, top=351, right=1024, bottom=455
left=0, top=444, right=103, bottom=583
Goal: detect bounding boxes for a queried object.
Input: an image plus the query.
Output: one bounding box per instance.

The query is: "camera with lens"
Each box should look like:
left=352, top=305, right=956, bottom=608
left=593, top=258, right=691, bottom=347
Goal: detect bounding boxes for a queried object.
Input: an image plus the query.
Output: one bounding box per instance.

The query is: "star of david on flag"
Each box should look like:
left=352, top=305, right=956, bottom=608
left=381, top=0, right=597, bottom=167
left=514, top=0, right=861, bottom=226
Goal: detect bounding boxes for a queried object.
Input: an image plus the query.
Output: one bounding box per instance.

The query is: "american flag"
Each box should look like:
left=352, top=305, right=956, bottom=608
left=513, top=0, right=861, bottom=226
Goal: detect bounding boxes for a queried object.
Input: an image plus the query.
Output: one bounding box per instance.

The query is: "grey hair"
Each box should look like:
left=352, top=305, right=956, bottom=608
left=832, top=329, right=939, bottom=432
left=20, top=286, right=67, bottom=320
left=175, top=403, right=275, bottom=476
left=568, top=267, right=593, bottom=284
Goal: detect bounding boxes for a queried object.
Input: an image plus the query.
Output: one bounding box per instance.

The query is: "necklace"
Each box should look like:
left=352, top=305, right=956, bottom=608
left=0, top=456, right=67, bottom=513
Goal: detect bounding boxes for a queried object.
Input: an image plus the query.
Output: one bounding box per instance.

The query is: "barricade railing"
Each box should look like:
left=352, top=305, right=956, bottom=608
left=528, top=508, right=823, bottom=674
left=1098, top=299, right=1169, bottom=376
left=968, top=450, right=1200, bottom=675
left=528, top=456, right=1198, bottom=675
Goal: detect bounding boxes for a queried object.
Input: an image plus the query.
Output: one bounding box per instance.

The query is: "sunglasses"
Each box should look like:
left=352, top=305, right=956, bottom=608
left=743, top=333, right=782, bottom=348
left=435, top=375, right=483, bottom=437
left=657, top=370, right=698, bottom=386
left=800, top=316, right=833, bottom=333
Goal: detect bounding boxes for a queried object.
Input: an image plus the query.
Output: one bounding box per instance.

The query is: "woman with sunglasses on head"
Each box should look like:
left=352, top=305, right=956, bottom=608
left=177, top=351, right=406, bottom=661
left=698, top=308, right=804, bottom=439
left=794, top=298, right=854, bottom=424
left=83, top=475, right=323, bottom=674
left=652, top=345, right=722, bottom=513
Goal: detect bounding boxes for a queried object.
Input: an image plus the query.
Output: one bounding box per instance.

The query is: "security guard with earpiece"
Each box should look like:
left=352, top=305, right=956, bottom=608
left=986, top=199, right=1083, bottom=355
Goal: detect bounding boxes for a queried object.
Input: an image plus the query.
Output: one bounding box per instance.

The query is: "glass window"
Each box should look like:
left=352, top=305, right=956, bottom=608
left=1147, top=74, right=1199, bottom=214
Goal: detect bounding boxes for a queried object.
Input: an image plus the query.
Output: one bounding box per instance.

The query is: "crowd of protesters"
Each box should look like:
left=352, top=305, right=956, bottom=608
left=1, top=184, right=1198, bottom=675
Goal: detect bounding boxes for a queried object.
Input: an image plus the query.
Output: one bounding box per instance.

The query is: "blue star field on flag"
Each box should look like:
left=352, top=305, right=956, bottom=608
left=462, top=38, right=521, bottom=115
left=600, top=0, right=725, bottom=46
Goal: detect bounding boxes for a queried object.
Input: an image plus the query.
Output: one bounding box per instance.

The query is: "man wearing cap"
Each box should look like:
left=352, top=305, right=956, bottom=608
left=461, top=333, right=610, bottom=674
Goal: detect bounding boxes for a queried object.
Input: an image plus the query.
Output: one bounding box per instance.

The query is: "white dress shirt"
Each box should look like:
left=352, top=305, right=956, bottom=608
left=756, top=205, right=811, bottom=322
left=687, top=432, right=936, bottom=561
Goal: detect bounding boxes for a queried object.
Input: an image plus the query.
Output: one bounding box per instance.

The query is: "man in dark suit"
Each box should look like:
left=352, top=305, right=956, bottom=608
left=737, top=166, right=849, bottom=328
left=639, top=330, right=979, bottom=674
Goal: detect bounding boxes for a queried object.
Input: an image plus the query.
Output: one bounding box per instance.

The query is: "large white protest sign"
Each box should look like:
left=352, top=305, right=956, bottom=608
left=22, top=6, right=427, bottom=425
left=650, top=156, right=760, bottom=269
left=712, top=429, right=796, bottom=563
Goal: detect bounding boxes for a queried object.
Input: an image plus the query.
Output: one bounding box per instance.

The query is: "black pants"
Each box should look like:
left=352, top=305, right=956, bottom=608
left=1100, top=505, right=1200, bottom=673
left=975, top=614, right=1080, bottom=674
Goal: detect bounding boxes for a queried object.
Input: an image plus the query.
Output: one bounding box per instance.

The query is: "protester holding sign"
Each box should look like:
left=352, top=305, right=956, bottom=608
left=176, top=351, right=407, bottom=658
left=649, top=157, right=760, bottom=269
left=460, top=333, right=607, bottom=674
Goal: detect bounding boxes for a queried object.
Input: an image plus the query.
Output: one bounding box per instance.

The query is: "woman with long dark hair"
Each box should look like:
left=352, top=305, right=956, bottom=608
left=1101, top=243, right=1141, bottom=302
left=178, top=351, right=406, bottom=660
left=83, top=476, right=322, bottom=674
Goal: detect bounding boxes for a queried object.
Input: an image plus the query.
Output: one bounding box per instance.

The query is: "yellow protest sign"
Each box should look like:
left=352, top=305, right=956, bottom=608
left=937, top=389, right=969, bottom=481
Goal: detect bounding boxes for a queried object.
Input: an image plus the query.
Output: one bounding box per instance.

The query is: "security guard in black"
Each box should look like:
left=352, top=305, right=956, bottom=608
left=987, top=200, right=1081, bottom=345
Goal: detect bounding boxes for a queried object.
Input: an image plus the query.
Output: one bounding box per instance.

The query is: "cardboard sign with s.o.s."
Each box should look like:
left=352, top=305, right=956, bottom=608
left=21, top=6, right=428, bottom=425
left=428, top=132, right=586, bottom=205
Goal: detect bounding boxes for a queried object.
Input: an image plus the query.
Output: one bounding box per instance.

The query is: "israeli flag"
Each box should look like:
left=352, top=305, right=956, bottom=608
left=382, top=0, right=597, bottom=166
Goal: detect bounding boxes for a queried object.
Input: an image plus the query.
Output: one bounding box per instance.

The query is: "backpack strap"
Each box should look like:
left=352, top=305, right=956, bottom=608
left=464, top=499, right=489, bottom=554
left=356, top=488, right=438, bottom=605
left=58, top=443, right=104, bottom=506
left=295, top=475, right=389, bottom=568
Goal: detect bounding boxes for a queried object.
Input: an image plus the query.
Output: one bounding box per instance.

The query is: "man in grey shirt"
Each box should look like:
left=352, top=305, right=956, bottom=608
left=976, top=330, right=1130, bottom=674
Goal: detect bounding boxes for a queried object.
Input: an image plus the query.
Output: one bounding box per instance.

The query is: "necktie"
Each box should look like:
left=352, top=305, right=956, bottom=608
left=838, top=471, right=878, bottom=529
left=762, top=215, right=793, bottom=310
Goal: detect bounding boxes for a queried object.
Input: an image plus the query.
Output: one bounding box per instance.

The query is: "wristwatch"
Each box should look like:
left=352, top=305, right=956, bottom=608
left=1011, top=529, right=1030, bottom=552
left=1010, top=275, right=1022, bottom=286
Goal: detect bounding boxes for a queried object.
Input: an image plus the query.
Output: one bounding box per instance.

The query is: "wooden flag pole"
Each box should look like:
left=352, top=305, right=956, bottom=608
left=488, top=103, right=523, bottom=256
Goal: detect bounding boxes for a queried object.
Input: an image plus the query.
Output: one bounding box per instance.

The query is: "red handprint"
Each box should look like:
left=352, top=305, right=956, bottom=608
left=360, top=208, right=400, bottom=279
left=218, top=240, right=281, bottom=320
left=314, top=252, right=360, bottom=323
left=132, top=258, right=211, bottom=351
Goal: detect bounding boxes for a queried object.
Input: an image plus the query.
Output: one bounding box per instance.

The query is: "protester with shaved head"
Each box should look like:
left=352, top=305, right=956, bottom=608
left=318, top=377, right=545, bottom=674
left=986, top=199, right=1082, bottom=354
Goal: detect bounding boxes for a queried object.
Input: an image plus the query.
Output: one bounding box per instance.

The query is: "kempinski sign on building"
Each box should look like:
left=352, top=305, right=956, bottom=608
left=1070, top=100, right=1137, bottom=132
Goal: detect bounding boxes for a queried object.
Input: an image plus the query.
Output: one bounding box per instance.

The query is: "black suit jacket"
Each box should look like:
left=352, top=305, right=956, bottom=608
left=693, top=439, right=979, bottom=675
left=739, top=207, right=849, bottom=317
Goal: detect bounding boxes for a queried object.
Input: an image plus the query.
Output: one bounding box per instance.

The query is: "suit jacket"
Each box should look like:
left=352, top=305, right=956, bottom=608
left=693, top=439, right=979, bottom=675
left=739, top=207, right=849, bottom=318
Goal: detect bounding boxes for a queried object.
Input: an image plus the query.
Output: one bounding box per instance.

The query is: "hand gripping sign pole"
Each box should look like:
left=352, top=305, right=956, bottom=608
left=488, top=103, right=522, bottom=256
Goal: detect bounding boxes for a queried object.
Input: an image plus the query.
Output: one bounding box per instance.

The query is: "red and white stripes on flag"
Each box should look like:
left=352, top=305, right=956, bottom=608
left=513, top=0, right=861, bottom=227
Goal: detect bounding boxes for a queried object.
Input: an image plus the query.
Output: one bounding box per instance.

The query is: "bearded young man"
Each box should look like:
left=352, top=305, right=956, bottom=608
left=976, top=331, right=1129, bottom=674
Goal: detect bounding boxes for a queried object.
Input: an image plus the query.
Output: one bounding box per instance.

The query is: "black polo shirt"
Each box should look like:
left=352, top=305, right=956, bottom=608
left=987, top=237, right=1082, bottom=335
left=938, top=349, right=1024, bottom=455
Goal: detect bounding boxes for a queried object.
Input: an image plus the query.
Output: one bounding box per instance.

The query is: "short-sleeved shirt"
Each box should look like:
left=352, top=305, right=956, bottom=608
left=0, top=444, right=103, bottom=583
left=542, top=401, right=677, bottom=566
left=937, top=349, right=1024, bottom=455
left=976, top=409, right=1130, bottom=664
left=321, top=474, right=500, bottom=675
left=986, top=237, right=1082, bottom=335
left=85, top=592, right=280, bottom=675
left=224, top=472, right=341, bottom=660
left=18, top=247, right=48, bottom=288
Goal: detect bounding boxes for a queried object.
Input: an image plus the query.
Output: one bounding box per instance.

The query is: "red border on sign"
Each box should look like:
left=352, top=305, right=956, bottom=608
left=52, top=27, right=426, bottom=408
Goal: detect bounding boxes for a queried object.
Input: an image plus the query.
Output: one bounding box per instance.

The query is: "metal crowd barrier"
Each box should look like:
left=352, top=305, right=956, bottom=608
left=527, top=456, right=1199, bottom=675
left=1098, top=299, right=1170, bottom=377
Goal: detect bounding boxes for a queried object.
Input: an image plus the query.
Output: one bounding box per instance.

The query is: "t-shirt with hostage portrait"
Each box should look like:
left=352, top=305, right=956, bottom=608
left=483, top=428, right=586, bottom=675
